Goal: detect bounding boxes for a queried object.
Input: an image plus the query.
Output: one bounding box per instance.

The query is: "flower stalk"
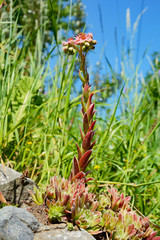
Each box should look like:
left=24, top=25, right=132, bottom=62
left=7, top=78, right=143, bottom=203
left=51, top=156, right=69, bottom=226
left=63, top=33, right=97, bottom=182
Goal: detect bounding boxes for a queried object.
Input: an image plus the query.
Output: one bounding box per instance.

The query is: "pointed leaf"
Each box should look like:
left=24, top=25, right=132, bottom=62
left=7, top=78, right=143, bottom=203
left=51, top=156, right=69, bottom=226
left=87, top=103, right=95, bottom=120
left=76, top=143, right=82, bottom=161
left=79, top=126, right=84, bottom=141
left=62, top=194, right=70, bottom=206
left=85, top=170, right=92, bottom=176
left=82, top=130, right=95, bottom=151
left=81, top=95, right=87, bottom=112
left=79, top=150, right=92, bottom=170
left=69, top=170, right=73, bottom=181
left=82, top=157, right=94, bottom=171
left=89, top=140, right=96, bottom=149
left=87, top=92, right=94, bottom=108
left=73, top=171, right=85, bottom=181
left=83, top=113, right=89, bottom=134
left=88, top=120, right=96, bottom=132
left=73, top=156, right=80, bottom=176
left=55, top=184, right=59, bottom=201
left=81, top=107, right=85, bottom=115
left=83, top=84, right=91, bottom=103
left=92, top=110, right=96, bottom=118
left=85, top=177, right=94, bottom=183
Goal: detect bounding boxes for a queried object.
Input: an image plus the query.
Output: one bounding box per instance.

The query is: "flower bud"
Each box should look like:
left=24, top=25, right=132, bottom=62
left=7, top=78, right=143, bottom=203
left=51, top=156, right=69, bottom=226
left=92, top=40, right=97, bottom=45
left=68, top=47, right=76, bottom=55
left=85, top=42, right=90, bottom=48
left=68, top=47, right=74, bottom=53
left=82, top=45, right=86, bottom=52
left=63, top=46, right=68, bottom=53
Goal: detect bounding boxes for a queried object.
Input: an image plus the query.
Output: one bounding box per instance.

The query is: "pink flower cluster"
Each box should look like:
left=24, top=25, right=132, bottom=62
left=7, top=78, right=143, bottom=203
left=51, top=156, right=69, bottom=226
left=62, top=33, right=95, bottom=46
left=62, top=33, right=97, bottom=55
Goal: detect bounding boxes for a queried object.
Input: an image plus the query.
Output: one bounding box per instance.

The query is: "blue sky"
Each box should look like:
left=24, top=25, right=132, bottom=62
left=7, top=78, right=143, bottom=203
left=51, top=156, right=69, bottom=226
left=82, top=0, right=160, bottom=76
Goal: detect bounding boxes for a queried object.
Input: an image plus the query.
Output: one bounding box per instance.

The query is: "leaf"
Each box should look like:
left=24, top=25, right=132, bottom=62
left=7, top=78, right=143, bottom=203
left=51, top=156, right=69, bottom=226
left=82, top=157, right=94, bottom=171
left=79, top=150, right=92, bottom=170
left=89, top=140, right=96, bottom=149
left=73, top=156, right=80, bottom=176
left=69, top=170, right=73, bottom=181
left=76, top=143, right=82, bottom=161
left=82, top=130, right=95, bottom=151
left=83, top=113, right=89, bottom=134
left=87, top=103, right=95, bottom=120
left=88, top=120, right=96, bottom=132
left=79, top=126, right=84, bottom=141
left=87, top=93, right=94, bottom=108
left=81, top=96, right=87, bottom=113
left=73, top=171, right=85, bottom=181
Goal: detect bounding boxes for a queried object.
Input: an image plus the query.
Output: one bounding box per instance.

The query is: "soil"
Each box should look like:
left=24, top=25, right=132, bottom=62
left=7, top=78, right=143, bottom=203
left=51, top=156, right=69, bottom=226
left=27, top=204, right=49, bottom=225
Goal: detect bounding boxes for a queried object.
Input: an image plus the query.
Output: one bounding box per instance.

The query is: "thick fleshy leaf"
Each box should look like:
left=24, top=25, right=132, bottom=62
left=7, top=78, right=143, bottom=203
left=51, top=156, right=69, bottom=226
left=85, top=170, right=92, bottom=176
left=91, top=110, right=96, bottom=119
left=82, top=157, right=94, bottom=171
left=76, top=143, right=82, bottom=161
left=55, top=184, right=59, bottom=201
left=83, top=112, right=89, bottom=134
left=81, top=107, right=85, bottom=115
left=82, top=130, right=95, bottom=151
left=85, top=177, right=94, bottom=183
left=88, top=120, right=96, bottom=132
left=87, top=92, right=94, bottom=108
left=73, top=171, right=85, bottom=181
left=89, top=140, right=96, bottom=149
left=83, top=84, right=91, bottom=103
left=79, top=126, right=84, bottom=141
left=147, top=232, right=159, bottom=240
left=71, top=204, right=76, bottom=218
left=62, top=194, right=70, bottom=205
left=87, top=103, right=95, bottom=120
left=69, top=170, right=73, bottom=181
left=81, top=96, right=87, bottom=112
left=79, top=150, right=92, bottom=169
left=73, top=156, right=80, bottom=176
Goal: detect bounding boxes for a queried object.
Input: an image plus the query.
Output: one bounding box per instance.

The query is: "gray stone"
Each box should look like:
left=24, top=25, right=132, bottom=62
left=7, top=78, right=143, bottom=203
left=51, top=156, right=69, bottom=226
left=0, top=164, right=35, bottom=206
left=0, top=206, right=40, bottom=240
left=34, top=223, right=95, bottom=240
left=0, top=216, right=33, bottom=240
left=0, top=206, right=40, bottom=232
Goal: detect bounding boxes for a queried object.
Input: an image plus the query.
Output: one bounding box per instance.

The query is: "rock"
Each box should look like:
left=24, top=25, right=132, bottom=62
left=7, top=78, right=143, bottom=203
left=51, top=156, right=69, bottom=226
left=34, top=223, right=96, bottom=240
left=0, top=206, right=40, bottom=240
left=0, top=216, right=33, bottom=240
left=0, top=164, right=35, bottom=206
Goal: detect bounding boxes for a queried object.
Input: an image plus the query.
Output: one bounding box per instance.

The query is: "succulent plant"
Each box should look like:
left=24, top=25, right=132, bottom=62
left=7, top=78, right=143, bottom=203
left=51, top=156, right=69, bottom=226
left=31, top=178, right=160, bottom=239
left=30, top=33, right=160, bottom=240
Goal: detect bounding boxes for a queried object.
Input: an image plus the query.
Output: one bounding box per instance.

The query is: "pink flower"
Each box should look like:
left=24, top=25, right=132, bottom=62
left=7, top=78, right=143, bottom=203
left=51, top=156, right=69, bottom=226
left=62, top=37, right=75, bottom=46
left=74, top=33, right=93, bottom=45
left=62, top=33, right=96, bottom=47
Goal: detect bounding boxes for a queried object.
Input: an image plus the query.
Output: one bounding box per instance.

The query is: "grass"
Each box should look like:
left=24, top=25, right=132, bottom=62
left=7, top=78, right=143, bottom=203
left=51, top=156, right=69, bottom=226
left=0, top=0, right=159, bottom=230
